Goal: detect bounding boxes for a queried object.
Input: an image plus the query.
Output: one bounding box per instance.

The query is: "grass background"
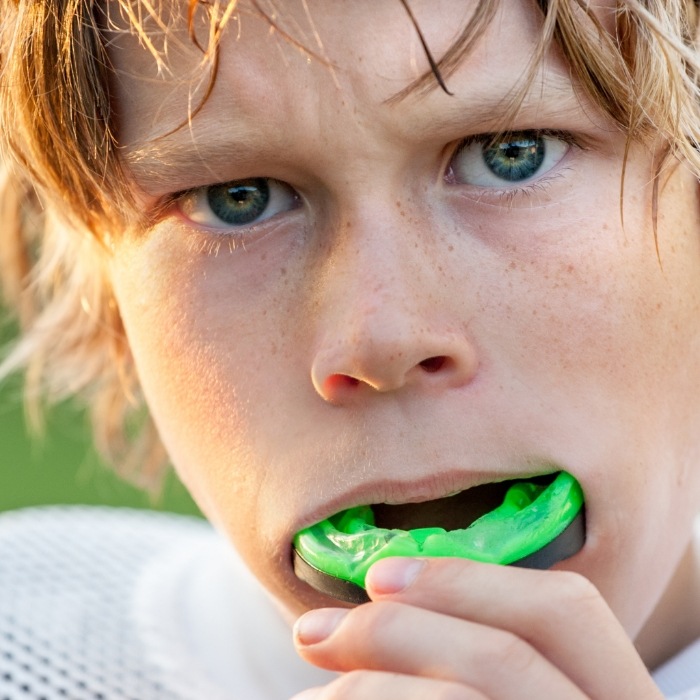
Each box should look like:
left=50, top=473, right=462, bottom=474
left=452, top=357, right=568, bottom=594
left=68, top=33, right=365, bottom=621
left=0, top=316, right=202, bottom=517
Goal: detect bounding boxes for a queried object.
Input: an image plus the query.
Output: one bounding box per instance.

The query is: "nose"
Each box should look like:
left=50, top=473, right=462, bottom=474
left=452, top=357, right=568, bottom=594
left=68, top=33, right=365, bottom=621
left=310, top=215, right=479, bottom=405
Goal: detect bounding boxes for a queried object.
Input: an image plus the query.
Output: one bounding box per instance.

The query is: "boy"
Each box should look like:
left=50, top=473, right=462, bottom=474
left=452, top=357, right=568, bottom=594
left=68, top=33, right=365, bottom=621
left=2, top=0, right=700, bottom=697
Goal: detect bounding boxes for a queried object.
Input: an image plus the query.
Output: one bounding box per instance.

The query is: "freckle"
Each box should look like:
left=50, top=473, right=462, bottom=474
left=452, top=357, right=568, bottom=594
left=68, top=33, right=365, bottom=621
left=448, top=245, right=454, bottom=252
left=280, top=267, right=287, bottom=276
left=261, top=252, right=267, bottom=261
left=567, top=264, right=574, bottom=273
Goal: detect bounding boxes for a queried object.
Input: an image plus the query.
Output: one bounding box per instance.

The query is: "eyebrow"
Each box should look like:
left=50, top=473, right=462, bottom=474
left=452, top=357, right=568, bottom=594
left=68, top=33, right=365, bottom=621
left=396, top=72, right=586, bottom=140
left=123, top=120, right=267, bottom=195
left=123, top=73, right=586, bottom=195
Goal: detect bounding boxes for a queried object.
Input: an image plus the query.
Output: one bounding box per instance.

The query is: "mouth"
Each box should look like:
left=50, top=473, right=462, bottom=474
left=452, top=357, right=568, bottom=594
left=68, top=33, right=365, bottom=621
left=293, top=471, right=585, bottom=604
left=371, top=474, right=556, bottom=531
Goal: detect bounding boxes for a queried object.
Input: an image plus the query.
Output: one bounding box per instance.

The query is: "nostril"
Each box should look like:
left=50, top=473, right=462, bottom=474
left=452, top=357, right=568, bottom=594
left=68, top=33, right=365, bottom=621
left=419, top=355, right=447, bottom=373
left=326, top=374, right=361, bottom=390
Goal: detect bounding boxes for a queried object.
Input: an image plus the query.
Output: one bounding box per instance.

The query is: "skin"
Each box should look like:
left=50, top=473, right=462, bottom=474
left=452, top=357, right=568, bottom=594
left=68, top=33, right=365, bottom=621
left=106, top=0, right=700, bottom=696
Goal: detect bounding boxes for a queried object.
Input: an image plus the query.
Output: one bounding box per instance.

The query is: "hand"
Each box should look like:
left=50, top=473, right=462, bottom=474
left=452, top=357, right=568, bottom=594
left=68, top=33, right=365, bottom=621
left=291, top=557, right=665, bottom=699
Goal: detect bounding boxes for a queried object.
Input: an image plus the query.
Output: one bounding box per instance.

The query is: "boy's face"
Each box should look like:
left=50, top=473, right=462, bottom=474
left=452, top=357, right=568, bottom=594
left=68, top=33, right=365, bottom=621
left=108, top=0, right=700, bottom=635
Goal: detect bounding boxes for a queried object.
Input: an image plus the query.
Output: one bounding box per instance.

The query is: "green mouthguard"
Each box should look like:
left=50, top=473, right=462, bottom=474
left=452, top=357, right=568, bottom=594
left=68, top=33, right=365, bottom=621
left=293, top=471, right=584, bottom=598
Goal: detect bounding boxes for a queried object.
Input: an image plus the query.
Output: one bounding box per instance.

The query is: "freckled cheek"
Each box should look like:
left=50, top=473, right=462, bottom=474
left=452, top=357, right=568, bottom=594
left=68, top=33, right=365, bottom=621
left=487, top=239, right=690, bottom=396
left=111, top=245, right=317, bottom=525
left=480, top=268, right=599, bottom=375
left=486, top=234, right=700, bottom=626
left=123, top=294, right=255, bottom=471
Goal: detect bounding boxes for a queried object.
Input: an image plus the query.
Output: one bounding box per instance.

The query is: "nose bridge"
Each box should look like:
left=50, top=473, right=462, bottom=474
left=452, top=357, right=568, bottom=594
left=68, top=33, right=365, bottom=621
left=310, top=201, right=479, bottom=401
left=320, top=202, right=437, bottom=345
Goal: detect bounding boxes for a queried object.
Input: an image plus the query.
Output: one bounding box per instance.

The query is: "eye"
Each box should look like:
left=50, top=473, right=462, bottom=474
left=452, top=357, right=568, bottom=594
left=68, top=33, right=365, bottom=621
left=448, top=131, right=570, bottom=188
left=178, top=177, right=300, bottom=229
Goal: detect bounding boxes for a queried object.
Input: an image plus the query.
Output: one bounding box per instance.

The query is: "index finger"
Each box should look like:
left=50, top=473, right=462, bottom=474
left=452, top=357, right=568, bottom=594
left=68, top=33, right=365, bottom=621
left=365, top=557, right=662, bottom=700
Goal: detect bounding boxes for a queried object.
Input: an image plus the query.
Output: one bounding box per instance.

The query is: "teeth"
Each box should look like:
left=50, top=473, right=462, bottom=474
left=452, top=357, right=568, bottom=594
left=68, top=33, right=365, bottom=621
left=372, top=480, right=518, bottom=532
left=367, top=475, right=561, bottom=531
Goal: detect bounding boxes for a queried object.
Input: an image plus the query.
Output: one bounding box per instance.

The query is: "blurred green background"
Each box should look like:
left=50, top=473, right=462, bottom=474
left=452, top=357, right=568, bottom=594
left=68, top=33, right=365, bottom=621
left=0, top=315, right=203, bottom=517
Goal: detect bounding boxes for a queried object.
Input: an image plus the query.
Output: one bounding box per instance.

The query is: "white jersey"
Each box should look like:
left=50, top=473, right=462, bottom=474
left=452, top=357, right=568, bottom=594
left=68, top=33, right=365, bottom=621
left=0, top=506, right=699, bottom=699
left=654, top=637, right=700, bottom=699
left=0, top=506, right=334, bottom=699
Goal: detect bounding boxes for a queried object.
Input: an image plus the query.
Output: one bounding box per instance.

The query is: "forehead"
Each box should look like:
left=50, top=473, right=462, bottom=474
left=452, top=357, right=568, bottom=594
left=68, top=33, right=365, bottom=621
left=106, top=0, right=605, bottom=186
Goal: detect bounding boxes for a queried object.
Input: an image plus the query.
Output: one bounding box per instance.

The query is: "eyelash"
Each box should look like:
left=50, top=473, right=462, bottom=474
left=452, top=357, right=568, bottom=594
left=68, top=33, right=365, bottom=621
left=458, top=128, right=580, bottom=154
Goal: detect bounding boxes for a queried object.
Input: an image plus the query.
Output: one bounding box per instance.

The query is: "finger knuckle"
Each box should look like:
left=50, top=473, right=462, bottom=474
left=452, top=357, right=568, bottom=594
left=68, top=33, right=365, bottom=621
left=325, top=673, right=482, bottom=700
left=476, top=629, right=538, bottom=677
left=433, top=682, right=487, bottom=700
left=499, top=631, right=539, bottom=675
left=352, top=599, right=404, bottom=639
left=329, top=669, right=372, bottom=697
left=553, top=570, right=602, bottom=609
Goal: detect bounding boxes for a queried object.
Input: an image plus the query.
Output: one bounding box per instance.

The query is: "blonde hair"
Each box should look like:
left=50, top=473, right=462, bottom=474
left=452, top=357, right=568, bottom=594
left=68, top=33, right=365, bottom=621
left=1, top=0, right=699, bottom=488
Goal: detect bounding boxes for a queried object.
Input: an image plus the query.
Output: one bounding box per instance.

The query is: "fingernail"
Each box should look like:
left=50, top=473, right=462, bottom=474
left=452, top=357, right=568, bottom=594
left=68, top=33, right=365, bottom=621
left=366, top=557, right=425, bottom=594
left=294, top=609, right=349, bottom=645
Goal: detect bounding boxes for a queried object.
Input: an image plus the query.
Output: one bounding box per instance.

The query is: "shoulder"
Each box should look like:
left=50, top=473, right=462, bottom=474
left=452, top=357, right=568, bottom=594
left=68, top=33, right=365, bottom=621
left=0, top=506, right=334, bottom=699
left=0, top=505, right=212, bottom=603
left=0, top=504, right=213, bottom=586
left=0, top=505, right=225, bottom=700
left=653, top=637, right=700, bottom=699
left=0, top=503, right=209, bottom=546
left=651, top=518, right=700, bottom=699
left=0, top=504, right=213, bottom=599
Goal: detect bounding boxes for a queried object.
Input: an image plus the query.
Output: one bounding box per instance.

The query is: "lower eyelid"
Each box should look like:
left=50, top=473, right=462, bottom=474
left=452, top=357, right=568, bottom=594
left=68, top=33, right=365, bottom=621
left=451, top=167, right=577, bottom=209
left=167, top=209, right=302, bottom=258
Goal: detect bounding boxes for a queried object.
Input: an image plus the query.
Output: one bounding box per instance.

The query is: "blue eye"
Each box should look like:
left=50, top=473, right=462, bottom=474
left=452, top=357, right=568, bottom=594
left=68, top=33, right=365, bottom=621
left=179, top=177, right=299, bottom=229
left=449, top=131, right=570, bottom=187
left=484, top=135, right=544, bottom=181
